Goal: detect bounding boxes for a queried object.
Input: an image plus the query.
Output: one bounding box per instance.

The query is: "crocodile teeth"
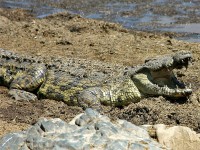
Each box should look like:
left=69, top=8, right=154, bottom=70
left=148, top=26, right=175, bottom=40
left=185, top=64, right=188, bottom=70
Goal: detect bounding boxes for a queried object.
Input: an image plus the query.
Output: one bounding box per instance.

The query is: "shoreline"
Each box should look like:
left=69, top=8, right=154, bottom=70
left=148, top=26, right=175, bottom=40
left=0, top=8, right=199, bottom=138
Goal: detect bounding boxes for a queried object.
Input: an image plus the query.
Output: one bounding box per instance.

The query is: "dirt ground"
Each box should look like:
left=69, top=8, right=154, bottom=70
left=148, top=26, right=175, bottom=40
left=0, top=8, right=199, bottom=137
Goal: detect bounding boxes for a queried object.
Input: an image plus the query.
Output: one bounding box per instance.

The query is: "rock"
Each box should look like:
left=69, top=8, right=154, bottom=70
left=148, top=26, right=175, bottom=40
left=105, top=140, right=129, bottom=150
left=0, top=132, right=26, bottom=150
left=154, top=124, right=200, bottom=150
left=0, top=108, right=168, bottom=150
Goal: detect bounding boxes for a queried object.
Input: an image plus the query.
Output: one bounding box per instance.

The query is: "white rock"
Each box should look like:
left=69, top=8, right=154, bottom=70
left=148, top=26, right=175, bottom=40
left=154, top=124, right=200, bottom=150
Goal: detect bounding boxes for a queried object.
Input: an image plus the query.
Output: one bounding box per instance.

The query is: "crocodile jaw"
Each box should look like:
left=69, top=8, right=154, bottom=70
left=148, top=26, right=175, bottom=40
left=132, top=52, right=192, bottom=98
left=150, top=68, right=192, bottom=97
left=132, top=71, right=192, bottom=98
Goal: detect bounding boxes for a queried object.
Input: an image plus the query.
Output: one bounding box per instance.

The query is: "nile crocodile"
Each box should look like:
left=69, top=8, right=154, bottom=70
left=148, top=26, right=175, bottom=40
left=0, top=48, right=192, bottom=109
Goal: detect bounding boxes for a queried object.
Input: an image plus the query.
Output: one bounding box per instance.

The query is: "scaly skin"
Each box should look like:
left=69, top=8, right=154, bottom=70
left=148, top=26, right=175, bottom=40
left=0, top=48, right=193, bottom=109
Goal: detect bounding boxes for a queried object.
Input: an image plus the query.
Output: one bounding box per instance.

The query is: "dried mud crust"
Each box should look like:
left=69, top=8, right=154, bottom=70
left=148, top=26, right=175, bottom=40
left=0, top=8, right=199, bottom=137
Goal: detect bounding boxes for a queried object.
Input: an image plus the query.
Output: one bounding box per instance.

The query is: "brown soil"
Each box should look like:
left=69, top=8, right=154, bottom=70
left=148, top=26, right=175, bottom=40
left=0, top=8, right=199, bottom=137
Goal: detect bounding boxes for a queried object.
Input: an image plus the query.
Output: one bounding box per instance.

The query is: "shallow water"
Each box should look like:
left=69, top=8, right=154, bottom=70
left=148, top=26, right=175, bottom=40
left=0, top=0, right=200, bottom=42
left=0, top=0, right=65, bottom=18
left=163, top=23, right=200, bottom=34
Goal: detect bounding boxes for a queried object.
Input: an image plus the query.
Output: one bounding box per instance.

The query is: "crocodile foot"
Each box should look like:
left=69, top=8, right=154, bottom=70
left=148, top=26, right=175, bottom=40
left=8, top=89, right=38, bottom=101
left=77, top=89, right=102, bottom=112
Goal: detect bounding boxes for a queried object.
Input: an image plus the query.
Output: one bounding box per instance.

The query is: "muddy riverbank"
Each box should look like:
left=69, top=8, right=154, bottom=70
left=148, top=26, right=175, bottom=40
left=1, top=0, right=200, bottom=42
left=0, top=8, right=199, bottom=137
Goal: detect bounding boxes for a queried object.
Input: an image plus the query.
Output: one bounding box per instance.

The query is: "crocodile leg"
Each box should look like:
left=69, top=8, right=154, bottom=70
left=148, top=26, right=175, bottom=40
left=8, top=89, right=38, bottom=101
left=77, top=78, right=143, bottom=110
left=8, top=64, right=47, bottom=101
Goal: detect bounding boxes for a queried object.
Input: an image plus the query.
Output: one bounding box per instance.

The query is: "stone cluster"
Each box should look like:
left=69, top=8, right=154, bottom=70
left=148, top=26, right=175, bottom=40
left=0, top=108, right=167, bottom=150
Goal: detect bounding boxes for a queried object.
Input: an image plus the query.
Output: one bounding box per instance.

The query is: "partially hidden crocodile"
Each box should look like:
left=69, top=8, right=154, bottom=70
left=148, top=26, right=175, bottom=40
left=0, top=48, right=192, bottom=109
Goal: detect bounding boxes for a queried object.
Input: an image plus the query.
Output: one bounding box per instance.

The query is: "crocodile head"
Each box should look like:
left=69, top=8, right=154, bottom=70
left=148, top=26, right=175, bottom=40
left=131, top=51, right=192, bottom=98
